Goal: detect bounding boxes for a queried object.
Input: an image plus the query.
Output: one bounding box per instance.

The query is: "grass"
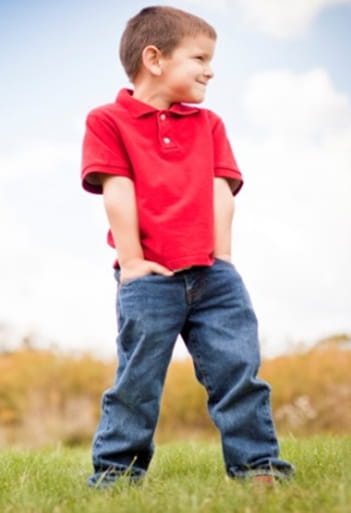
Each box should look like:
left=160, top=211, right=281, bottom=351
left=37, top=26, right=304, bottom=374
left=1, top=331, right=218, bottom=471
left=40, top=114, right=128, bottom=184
left=0, top=437, right=350, bottom=513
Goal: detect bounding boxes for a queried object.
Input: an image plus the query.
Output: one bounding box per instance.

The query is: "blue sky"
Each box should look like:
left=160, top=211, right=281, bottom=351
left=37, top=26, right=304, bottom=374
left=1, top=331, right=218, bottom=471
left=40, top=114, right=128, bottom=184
left=1, top=0, right=350, bottom=357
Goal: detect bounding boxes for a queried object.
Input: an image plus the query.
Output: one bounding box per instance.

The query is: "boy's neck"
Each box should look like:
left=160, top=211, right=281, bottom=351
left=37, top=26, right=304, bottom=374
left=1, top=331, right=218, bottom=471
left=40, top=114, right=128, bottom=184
left=132, top=83, right=173, bottom=110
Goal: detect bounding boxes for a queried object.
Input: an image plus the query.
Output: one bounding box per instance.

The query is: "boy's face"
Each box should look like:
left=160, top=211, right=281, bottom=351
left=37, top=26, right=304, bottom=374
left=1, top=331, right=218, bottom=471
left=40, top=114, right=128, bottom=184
left=159, top=35, right=215, bottom=106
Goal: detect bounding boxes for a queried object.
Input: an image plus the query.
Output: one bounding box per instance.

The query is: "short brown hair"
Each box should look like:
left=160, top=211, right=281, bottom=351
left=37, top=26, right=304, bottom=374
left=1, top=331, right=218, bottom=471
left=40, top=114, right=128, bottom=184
left=119, top=6, right=217, bottom=81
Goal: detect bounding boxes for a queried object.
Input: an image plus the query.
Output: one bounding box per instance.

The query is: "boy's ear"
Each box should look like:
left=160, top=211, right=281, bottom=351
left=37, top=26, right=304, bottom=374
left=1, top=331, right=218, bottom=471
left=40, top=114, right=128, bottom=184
left=141, top=45, right=163, bottom=76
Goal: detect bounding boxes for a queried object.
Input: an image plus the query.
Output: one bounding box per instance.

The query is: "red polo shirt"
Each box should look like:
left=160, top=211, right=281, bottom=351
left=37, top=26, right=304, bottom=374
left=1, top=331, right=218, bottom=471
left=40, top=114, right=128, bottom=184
left=81, top=89, right=243, bottom=270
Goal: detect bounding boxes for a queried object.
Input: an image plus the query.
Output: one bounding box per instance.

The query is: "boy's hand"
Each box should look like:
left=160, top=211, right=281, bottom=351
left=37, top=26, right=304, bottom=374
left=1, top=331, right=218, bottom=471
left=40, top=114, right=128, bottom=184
left=120, top=258, right=174, bottom=284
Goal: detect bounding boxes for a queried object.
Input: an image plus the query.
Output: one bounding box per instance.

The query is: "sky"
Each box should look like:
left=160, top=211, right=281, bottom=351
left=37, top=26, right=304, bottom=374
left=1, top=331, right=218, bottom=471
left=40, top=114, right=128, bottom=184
left=0, top=0, right=350, bottom=359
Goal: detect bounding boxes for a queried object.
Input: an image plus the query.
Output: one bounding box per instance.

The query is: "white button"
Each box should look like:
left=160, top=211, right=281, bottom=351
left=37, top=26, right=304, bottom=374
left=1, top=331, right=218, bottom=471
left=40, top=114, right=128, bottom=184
left=163, top=137, right=171, bottom=144
left=160, top=113, right=166, bottom=120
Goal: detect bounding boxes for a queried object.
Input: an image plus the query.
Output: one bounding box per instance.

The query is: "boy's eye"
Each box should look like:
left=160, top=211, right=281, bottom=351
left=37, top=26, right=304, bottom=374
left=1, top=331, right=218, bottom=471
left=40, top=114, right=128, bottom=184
left=194, top=55, right=204, bottom=61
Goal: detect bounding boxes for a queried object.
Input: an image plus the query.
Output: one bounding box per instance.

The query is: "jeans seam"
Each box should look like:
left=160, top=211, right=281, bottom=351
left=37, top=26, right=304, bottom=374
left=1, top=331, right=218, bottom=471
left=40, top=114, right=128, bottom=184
left=94, top=394, right=111, bottom=450
left=187, top=328, right=214, bottom=397
left=262, top=395, right=278, bottom=439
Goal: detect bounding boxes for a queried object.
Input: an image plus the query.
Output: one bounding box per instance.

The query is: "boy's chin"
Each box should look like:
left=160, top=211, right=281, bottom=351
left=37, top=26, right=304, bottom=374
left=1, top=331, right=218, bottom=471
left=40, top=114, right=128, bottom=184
left=182, top=94, right=205, bottom=104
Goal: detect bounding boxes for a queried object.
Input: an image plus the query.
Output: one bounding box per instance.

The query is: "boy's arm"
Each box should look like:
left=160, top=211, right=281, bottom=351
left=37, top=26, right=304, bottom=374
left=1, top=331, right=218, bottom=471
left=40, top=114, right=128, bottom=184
left=102, top=175, right=173, bottom=282
left=214, top=177, right=235, bottom=262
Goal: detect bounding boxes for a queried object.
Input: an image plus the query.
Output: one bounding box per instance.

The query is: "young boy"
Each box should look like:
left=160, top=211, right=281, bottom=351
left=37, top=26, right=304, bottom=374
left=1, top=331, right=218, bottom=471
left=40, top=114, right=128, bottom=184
left=81, top=6, right=294, bottom=488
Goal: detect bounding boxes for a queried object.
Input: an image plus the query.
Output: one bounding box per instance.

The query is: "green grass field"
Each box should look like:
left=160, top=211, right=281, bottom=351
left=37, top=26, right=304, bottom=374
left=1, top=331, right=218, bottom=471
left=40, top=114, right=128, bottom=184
left=1, top=437, right=350, bottom=513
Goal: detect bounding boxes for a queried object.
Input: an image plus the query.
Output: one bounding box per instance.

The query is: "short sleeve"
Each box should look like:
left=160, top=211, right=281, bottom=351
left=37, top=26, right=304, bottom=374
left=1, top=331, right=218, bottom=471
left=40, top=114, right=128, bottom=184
left=81, top=109, right=133, bottom=194
left=211, top=113, right=243, bottom=195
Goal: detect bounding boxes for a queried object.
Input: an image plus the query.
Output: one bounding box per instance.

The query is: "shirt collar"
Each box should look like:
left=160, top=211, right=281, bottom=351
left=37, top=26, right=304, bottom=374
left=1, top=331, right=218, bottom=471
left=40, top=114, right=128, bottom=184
left=116, top=88, right=200, bottom=118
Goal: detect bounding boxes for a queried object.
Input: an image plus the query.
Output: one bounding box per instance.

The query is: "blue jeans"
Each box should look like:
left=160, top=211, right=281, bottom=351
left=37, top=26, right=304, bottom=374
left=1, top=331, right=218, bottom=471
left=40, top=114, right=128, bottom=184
left=89, top=259, right=294, bottom=484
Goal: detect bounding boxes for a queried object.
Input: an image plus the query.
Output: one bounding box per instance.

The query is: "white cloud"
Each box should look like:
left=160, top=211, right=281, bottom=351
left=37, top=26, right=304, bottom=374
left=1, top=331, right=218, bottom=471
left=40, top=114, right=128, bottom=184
left=236, top=0, right=351, bottom=38
left=0, top=140, right=78, bottom=180
left=0, top=202, right=116, bottom=356
left=181, top=0, right=351, bottom=38
left=244, top=68, right=351, bottom=136
left=232, top=67, right=351, bottom=354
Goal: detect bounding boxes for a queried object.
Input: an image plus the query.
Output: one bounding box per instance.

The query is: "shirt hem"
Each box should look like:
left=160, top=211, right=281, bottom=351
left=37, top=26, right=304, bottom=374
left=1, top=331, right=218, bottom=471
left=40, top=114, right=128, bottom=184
left=112, top=255, right=215, bottom=270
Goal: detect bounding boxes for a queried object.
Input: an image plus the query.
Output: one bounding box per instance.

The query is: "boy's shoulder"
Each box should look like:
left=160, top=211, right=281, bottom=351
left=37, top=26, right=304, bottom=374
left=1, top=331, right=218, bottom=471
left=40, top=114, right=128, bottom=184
left=86, top=101, right=123, bottom=122
left=202, top=107, right=223, bottom=125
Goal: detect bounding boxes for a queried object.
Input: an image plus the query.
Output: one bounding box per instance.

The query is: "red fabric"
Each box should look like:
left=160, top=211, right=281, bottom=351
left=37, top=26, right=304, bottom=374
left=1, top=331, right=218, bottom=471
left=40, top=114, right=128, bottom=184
left=81, top=89, right=243, bottom=270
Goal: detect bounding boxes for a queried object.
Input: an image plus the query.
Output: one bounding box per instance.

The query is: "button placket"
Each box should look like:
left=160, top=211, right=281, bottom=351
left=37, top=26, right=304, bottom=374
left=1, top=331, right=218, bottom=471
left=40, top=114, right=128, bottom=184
left=158, top=112, right=176, bottom=148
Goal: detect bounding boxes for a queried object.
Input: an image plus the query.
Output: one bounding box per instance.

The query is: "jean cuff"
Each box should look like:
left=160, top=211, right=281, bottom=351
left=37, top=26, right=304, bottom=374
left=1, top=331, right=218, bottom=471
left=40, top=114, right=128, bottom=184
left=88, top=465, right=146, bottom=488
left=227, top=466, right=295, bottom=481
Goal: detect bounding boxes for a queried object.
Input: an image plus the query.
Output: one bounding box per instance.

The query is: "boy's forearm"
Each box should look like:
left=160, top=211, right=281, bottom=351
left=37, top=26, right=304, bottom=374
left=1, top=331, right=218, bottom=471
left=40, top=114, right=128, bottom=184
left=214, top=177, right=235, bottom=261
left=102, top=176, right=173, bottom=280
left=102, top=176, right=144, bottom=265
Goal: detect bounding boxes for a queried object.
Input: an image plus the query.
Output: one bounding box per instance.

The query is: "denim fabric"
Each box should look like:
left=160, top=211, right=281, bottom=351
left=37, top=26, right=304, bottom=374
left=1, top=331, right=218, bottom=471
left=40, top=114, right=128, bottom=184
left=89, top=259, right=294, bottom=485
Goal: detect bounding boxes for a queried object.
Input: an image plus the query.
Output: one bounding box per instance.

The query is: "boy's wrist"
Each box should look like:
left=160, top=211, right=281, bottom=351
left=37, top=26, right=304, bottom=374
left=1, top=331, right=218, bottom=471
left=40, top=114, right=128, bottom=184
left=214, top=253, right=232, bottom=263
left=119, top=256, right=145, bottom=267
left=119, top=258, right=147, bottom=284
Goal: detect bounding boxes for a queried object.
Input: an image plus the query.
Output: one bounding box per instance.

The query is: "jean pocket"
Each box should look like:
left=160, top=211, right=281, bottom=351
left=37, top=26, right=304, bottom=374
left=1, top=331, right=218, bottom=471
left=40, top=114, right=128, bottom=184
left=117, top=272, right=157, bottom=288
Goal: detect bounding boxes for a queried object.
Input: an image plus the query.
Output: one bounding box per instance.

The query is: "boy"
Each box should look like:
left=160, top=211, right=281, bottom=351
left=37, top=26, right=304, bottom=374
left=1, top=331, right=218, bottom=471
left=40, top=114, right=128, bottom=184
left=81, top=6, right=294, bottom=488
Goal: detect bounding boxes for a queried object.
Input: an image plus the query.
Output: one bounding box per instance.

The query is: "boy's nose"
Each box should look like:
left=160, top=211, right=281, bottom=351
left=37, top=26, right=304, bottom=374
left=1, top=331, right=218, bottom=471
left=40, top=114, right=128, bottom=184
left=205, top=65, right=214, bottom=79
